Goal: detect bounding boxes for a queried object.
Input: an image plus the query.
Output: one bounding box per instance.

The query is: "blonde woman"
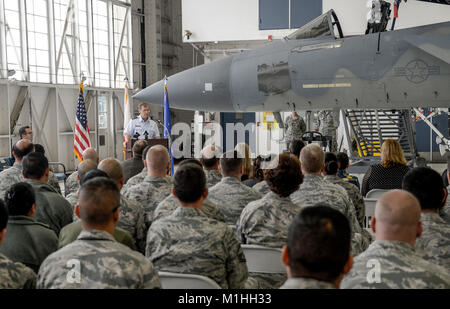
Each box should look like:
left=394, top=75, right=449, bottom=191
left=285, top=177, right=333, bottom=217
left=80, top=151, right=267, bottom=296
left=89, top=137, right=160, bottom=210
left=361, top=139, right=410, bottom=196
left=235, top=143, right=253, bottom=181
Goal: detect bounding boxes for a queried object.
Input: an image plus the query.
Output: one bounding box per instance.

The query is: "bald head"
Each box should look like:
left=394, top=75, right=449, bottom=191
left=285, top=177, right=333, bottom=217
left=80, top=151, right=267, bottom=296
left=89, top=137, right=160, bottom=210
left=146, top=145, right=170, bottom=175
left=82, top=147, right=98, bottom=163
left=12, top=139, right=34, bottom=162
left=98, top=158, right=124, bottom=182
left=374, top=190, right=422, bottom=246
left=77, top=159, right=98, bottom=180
left=300, top=144, right=325, bottom=174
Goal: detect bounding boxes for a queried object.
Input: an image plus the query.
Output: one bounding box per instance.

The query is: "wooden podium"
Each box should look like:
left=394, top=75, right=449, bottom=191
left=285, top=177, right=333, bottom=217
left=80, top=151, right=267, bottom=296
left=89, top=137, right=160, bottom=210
left=124, top=138, right=169, bottom=160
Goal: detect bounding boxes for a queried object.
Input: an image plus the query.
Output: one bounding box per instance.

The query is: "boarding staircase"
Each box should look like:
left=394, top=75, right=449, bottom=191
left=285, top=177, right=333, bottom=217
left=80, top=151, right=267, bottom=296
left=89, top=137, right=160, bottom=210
left=342, top=109, right=418, bottom=162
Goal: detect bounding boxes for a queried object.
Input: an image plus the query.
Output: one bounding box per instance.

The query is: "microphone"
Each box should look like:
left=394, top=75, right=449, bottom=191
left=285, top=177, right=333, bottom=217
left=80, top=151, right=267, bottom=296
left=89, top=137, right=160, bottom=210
left=157, top=120, right=173, bottom=146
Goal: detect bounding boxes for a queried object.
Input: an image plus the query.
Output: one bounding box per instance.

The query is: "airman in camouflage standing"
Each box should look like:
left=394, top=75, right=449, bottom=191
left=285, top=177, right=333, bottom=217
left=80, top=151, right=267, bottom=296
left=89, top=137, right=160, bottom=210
left=317, top=110, right=338, bottom=153
left=341, top=190, right=450, bottom=289
left=284, top=112, right=306, bottom=150
left=37, top=177, right=161, bottom=289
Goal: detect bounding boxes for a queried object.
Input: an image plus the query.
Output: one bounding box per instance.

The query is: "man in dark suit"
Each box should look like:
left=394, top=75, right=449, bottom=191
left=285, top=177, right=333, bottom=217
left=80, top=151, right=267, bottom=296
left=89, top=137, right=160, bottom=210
left=121, top=140, right=148, bottom=184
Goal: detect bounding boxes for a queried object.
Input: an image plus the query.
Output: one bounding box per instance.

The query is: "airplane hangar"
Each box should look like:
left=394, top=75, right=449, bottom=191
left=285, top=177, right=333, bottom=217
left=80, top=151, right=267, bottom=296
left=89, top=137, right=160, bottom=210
left=0, top=0, right=449, bottom=292
left=0, top=0, right=449, bottom=172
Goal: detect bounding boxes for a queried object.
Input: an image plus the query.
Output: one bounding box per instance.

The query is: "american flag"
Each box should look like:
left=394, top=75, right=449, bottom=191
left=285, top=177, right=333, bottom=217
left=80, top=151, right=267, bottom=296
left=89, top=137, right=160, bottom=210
left=74, top=82, right=91, bottom=162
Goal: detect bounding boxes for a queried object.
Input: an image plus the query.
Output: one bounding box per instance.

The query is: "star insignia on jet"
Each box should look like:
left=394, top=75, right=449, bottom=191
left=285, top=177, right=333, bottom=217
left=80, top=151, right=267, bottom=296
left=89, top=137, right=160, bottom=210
left=394, top=60, right=440, bottom=84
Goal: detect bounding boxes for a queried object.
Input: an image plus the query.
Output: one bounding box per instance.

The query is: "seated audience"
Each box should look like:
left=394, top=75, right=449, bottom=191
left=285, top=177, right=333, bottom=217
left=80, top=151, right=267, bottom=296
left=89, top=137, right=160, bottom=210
left=65, top=159, right=98, bottom=209
left=289, top=139, right=306, bottom=158
left=65, top=147, right=99, bottom=196
left=208, top=151, right=262, bottom=226
left=22, top=152, right=73, bottom=236
left=59, top=169, right=136, bottom=251
left=0, top=139, right=34, bottom=198
left=336, top=152, right=360, bottom=189
left=243, top=156, right=265, bottom=188
left=341, top=190, right=450, bottom=288
left=37, top=177, right=161, bottom=289
left=0, top=199, right=36, bottom=289
left=0, top=182, right=58, bottom=273
left=402, top=167, right=450, bottom=269
left=200, top=145, right=223, bottom=188
left=237, top=153, right=303, bottom=289
left=324, top=152, right=366, bottom=229
left=154, top=159, right=225, bottom=223
left=281, top=205, right=353, bottom=289
left=33, top=144, right=62, bottom=195
left=123, top=145, right=173, bottom=225
left=146, top=163, right=250, bottom=289
left=290, top=144, right=369, bottom=256
left=361, top=139, right=410, bottom=196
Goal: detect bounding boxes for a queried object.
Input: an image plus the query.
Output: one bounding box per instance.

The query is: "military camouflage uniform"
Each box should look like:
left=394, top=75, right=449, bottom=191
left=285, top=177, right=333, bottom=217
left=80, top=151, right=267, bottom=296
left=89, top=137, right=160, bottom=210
left=236, top=191, right=300, bottom=289
left=237, top=191, right=302, bottom=248
left=208, top=177, right=262, bottom=226
left=280, top=277, right=336, bottom=289
left=441, top=186, right=450, bottom=224
left=65, top=193, right=147, bottom=253
left=290, top=174, right=369, bottom=255
left=0, top=162, right=24, bottom=199
left=252, top=180, right=271, bottom=196
left=121, top=168, right=146, bottom=193
left=146, top=207, right=249, bottom=289
left=204, top=169, right=222, bottom=188
left=25, top=179, right=73, bottom=236
left=317, top=110, right=337, bottom=152
left=324, top=175, right=365, bottom=228
left=117, top=195, right=147, bottom=253
left=415, top=212, right=450, bottom=269
left=64, top=171, right=79, bottom=197
left=37, top=229, right=161, bottom=289
left=58, top=221, right=136, bottom=251
left=0, top=253, right=36, bottom=289
left=285, top=114, right=307, bottom=147
left=123, top=176, right=172, bottom=224
left=153, top=194, right=225, bottom=223
left=341, top=240, right=450, bottom=289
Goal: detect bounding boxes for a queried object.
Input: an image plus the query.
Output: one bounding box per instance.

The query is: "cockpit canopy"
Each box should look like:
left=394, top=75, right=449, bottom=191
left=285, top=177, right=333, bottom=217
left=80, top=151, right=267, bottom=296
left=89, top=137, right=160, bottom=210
left=286, top=10, right=343, bottom=40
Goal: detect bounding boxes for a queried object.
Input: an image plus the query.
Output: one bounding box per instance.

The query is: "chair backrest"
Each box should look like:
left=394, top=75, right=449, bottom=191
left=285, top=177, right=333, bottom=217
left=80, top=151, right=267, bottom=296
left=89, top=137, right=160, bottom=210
left=241, top=244, right=285, bottom=274
left=363, top=198, right=378, bottom=233
left=158, top=271, right=221, bottom=289
left=49, top=162, right=67, bottom=181
left=366, top=189, right=388, bottom=199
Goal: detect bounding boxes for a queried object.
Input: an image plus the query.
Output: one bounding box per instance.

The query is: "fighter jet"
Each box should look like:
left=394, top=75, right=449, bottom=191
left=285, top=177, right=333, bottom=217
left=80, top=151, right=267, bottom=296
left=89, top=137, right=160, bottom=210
left=134, top=9, right=450, bottom=112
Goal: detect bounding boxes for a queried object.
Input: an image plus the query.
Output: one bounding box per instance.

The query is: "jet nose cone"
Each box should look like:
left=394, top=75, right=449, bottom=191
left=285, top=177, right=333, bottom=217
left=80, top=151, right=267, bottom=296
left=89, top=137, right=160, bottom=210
left=133, top=80, right=164, bottom=104
left=133, top=57, right=235, bottom=111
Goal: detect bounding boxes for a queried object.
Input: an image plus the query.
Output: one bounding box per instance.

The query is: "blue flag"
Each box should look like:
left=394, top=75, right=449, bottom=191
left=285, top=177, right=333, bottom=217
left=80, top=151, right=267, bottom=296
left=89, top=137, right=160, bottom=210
left=164, top=79, right=174, bottom=176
